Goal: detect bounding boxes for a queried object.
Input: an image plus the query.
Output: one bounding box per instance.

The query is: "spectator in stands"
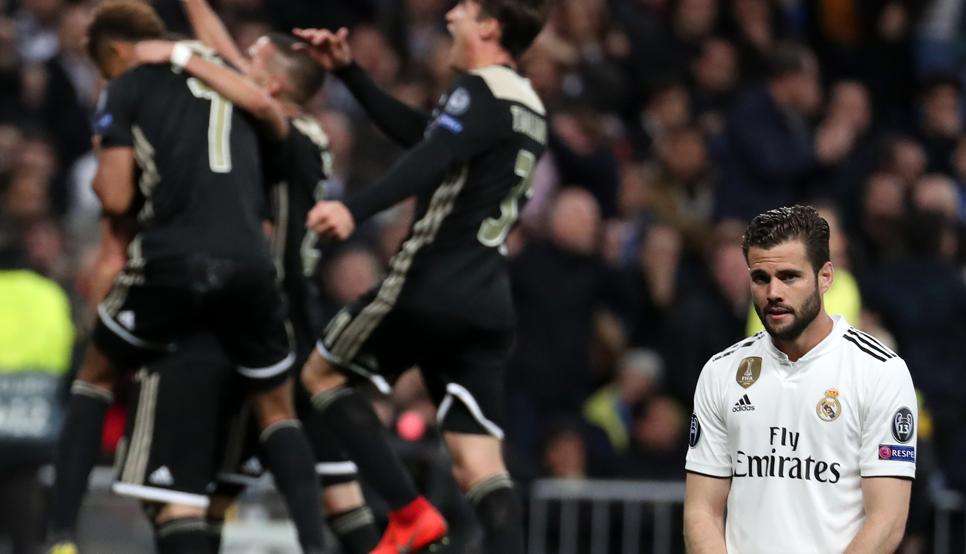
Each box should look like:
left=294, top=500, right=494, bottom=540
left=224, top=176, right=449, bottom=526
left=620, top=396, right=687, bottom=480
left=715, top=43, right=828, bottom=220
left=548, top=110, right=621, bottom=218
left=664, top=222, right=748, bottom=403
left=641, top=125, right=714, bottom=253
left=852, top=171, right=907, bottom=269
left=689, top=37, right=739, bottom=137
left=508, top=188, right=630, bottom=469
left=916, top=75, right=963, bottom=175
left=583, top=348, right=664, bottom=454
left=627, top=222, right=683, bottom=350
left=0, top=228, right=73, bottom=552
left=862, top=210, right=966, bottom=492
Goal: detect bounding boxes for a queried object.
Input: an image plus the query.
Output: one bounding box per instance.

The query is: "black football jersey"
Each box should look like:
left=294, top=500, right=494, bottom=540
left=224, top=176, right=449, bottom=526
left=95, top=64, right=270, bottom=269
left=360, top=66, right=548, bottom=330
left=263, top=116, right=332, bottom=357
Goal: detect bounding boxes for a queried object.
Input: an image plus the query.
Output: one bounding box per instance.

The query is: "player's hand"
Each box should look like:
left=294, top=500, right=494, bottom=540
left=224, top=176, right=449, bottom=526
left=291, top=27, right=352, bottom=71
left=134, top=40, right=175, bottom=65
left=307, top=201, right=355, bottom=240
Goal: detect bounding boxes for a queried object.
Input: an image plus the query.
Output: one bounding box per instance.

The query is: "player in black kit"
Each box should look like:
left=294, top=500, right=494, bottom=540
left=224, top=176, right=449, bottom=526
left=129, top=0, right=381, bottom=548
left=48, top=2, right=324, bottom=552
left=295, top=1, right=549, bottom=552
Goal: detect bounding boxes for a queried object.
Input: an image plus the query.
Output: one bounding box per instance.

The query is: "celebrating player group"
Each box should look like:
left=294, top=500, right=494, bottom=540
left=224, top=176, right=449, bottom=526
left=49, top=0, right=548, bottom=553
left=46, top=0, right=918, bottom=552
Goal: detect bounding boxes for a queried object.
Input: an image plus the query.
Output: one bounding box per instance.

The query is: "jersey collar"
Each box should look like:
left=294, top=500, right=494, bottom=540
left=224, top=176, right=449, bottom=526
left=764, top=315, right=850, bottom=368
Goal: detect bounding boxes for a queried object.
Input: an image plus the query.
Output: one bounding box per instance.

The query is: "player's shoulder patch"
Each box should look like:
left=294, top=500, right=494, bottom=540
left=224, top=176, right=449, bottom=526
left=469, top=65, right=545, bottom=115
left=842, top=327, right=897, bottom=363
left=444, top=87, right=472, bottom=115
left=711, top=332, right=765, bottom=362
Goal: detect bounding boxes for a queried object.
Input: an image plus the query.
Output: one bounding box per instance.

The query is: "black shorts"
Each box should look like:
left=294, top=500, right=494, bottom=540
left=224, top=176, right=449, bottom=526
left=93, top=258, right=294, bottom=390
left=216, top=369, right=360, bottom=489
left=317, top=288, right=513, bottom=439
left=113, top=332, right=238, bottom=507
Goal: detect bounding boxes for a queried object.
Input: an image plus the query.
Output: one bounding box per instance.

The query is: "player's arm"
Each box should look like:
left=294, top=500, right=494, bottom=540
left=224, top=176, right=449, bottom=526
left=307, top=77, right=499, bottom=239
left=683, top=362, right=733, bottom=553
left=92, top=147, right=137, bottom=216
left=89, top=216, right=134, bottom=305
left=135, top=40, right=288, bottom=140
left=92, top=71, right=142, bottom=215
left=294, top=27, right=430, bottom=147
left=683, top=472, right=730, bottom=554
left=844, top=477, right=911, bottom=554
left=180, top=0, right=251, bottom=74
left=847, top=356, right=917, bottom=552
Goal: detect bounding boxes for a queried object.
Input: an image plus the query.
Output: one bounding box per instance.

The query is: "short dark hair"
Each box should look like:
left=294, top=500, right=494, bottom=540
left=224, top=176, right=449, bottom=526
left=741, top=205, right=830, bottom=272
left=763, top=42, right=812, bottom=80
left=266, top=32, right=326, bottom=104
left=477, top=0, right=548, bottom=59
left=87, top=0, right=165, bottom=66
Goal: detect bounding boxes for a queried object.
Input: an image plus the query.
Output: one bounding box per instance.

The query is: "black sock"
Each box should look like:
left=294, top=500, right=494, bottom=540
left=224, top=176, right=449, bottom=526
left=259, top=421, right=325, bottom=554
left=154, top=517, right=209, bottom=553
left=49, top=383, right=112, bottom=536
left=205, top=518, right=223, bottom=553
left=327, top=507, right=379, bottom=554
left=467, top=474, right=524, bottom=554
left=309, top=388, right=418, bottom=510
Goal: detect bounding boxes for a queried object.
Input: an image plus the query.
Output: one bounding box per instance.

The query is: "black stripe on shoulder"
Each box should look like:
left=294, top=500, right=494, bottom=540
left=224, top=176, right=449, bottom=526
left=712, top=334, right=763, bottom=361
left=846, top=330, right=895, bottom=359
left=843, top=334, right=888, bottom=362
left=850, top=328, right=897, bottom=357
left=686, top=469, right=732, bottom=480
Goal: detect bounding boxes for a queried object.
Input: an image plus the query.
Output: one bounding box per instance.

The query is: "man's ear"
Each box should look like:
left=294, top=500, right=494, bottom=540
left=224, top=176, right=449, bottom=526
left=818, top=260, right=834, bottom=295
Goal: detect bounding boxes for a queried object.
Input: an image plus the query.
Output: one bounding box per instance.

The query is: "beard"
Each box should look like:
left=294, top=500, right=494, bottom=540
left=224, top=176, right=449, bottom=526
left=756, top=286, right=822, bottom=342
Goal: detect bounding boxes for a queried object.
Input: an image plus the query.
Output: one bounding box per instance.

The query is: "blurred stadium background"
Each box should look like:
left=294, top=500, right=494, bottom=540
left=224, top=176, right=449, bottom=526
left=0, top=0, right=965, bottom=552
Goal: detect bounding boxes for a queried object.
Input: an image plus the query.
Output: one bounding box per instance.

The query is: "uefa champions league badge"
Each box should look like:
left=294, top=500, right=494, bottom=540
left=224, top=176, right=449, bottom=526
left=816, top=389, right=842, bottom=422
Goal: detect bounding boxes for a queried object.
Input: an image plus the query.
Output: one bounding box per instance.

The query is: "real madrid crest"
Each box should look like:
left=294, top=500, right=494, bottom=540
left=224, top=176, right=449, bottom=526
left=816, top=389, right=842, bottom=422
left=736, top=357, right=762, bottom=389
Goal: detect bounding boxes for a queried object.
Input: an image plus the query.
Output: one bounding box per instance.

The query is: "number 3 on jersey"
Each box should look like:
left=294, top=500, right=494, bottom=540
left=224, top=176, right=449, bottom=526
left=478, top=150, right=536, bottom=252
left=186, top=77, right=233, bottom=173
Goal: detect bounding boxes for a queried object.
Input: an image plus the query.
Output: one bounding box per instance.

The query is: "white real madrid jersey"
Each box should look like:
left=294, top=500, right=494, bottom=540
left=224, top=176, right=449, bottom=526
left=685, top=316, right=917, bottom=554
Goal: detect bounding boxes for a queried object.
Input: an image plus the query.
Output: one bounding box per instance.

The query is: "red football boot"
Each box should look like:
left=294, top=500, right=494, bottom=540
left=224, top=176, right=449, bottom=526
left=371, top=497, right=448, bottom=553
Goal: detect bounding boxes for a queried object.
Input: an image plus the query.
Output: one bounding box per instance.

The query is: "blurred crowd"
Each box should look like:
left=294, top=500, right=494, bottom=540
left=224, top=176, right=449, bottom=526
left=1, top=0, right=966, bottom=548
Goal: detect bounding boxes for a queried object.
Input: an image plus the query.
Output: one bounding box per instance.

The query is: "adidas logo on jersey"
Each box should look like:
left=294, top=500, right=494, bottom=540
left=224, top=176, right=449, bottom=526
left=732, top=394, right=755, bottom=412
left=148, top=466, right=174, bottom=486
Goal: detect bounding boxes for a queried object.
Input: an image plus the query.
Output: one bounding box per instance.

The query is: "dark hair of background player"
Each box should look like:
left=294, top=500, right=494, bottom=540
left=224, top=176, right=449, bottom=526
left=264, top=32, right=326, bottom=104
left=86, top=0, right=166, bottom=67
left=741, top=205, right=831, bottom=273
left=476, top=0, right=549, bottom=59
left=763, top=42, right=813, bottom=80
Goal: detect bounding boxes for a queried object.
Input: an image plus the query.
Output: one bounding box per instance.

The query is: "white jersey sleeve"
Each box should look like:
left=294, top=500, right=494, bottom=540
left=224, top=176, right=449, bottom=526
left=859, top=357, right=917, bottom=478
left=686, top=361, right=732, bottom=477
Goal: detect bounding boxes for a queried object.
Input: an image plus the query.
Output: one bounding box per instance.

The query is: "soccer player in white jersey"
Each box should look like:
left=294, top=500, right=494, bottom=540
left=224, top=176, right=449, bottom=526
left=684, top=205, right=917, bottom=554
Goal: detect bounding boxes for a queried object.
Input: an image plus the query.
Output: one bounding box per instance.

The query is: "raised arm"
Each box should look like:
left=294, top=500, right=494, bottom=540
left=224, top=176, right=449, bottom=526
left=307, top=75, right=500, bottom=239
left=683, top=472, right=730, bottom=554
left=294, top=28, right=431, bottom=147
left=844, top=477, right=911, bottom=554
left=135, top=41, right=288, bottom=140
left=180, top=0, right=251, bottom=74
